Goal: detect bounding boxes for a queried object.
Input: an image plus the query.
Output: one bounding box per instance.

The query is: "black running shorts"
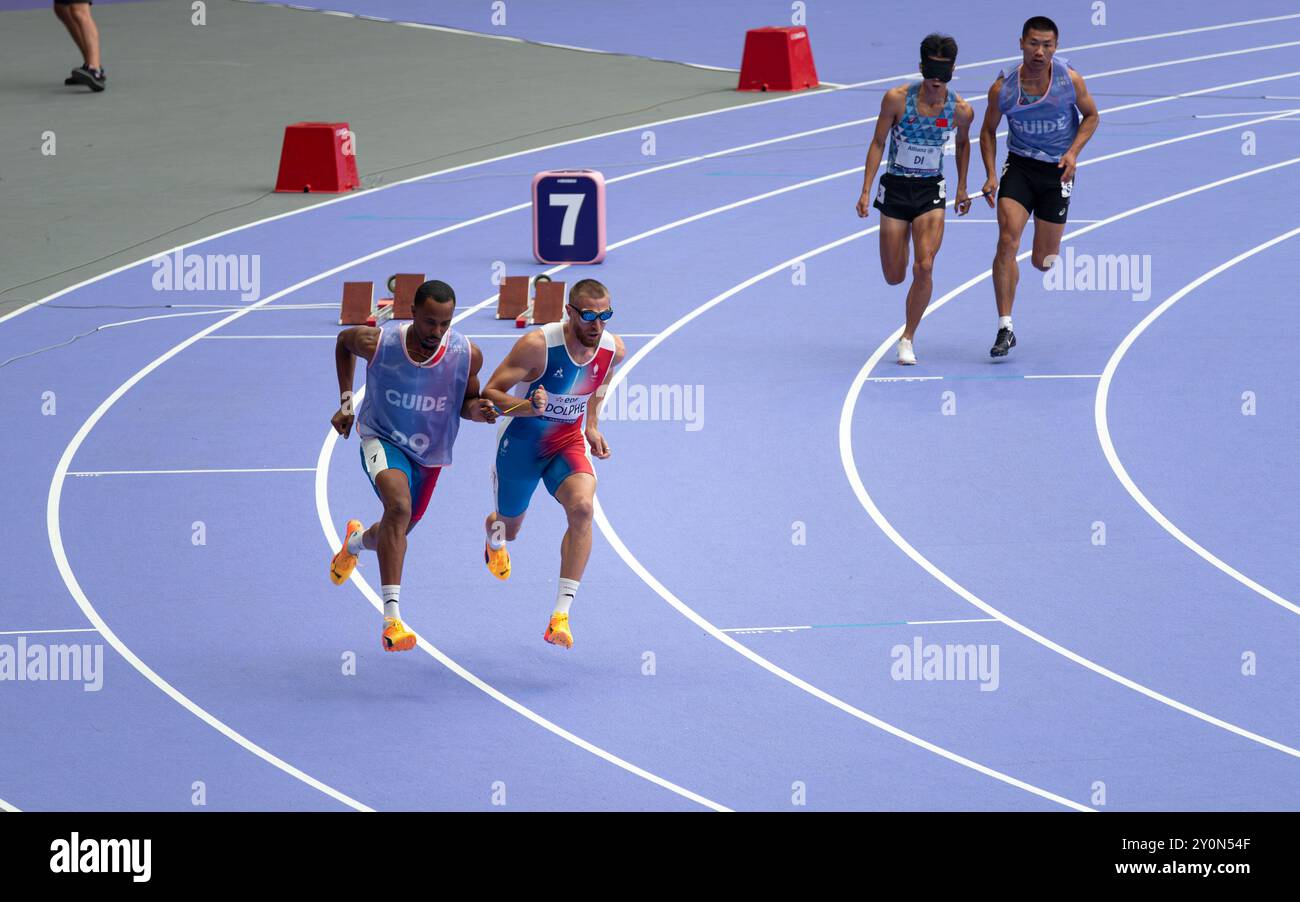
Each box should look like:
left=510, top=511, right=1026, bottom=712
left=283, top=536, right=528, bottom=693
left=998, top=152, right=1073, bottom=224
left=873, top=173, right=947, bottom=222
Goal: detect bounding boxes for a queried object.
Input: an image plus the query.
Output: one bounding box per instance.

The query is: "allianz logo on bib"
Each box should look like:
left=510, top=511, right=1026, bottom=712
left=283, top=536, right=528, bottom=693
left=1011, top=113, right=1072, bottom=135
left=384, top=389, right=448, bottom=412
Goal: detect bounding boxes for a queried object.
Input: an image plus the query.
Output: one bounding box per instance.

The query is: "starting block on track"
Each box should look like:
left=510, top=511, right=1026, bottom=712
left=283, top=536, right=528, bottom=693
left=510, top=275, right=566, bottom=327
left=497, top=275, right=566, bottom=327
left=339, top=281, right=373, bottom=325
left=496, top=276, right=530, bottom=320
left=390, top=273, right=424, bottom=320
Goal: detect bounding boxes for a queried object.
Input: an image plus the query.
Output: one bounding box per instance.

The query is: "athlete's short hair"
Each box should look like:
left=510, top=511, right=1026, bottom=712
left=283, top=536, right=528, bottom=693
left=1022, top=16, right=1059, bottom=39
left=568, top=278, right=609, bottom=305
left=920, top=33, right=958, bottom=61
left=413, top=279, right=455, bottom=308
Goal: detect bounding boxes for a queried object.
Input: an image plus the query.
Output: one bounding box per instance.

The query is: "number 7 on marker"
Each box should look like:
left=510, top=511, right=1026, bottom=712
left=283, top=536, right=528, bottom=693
left=549, top=193, right=585, bottom=246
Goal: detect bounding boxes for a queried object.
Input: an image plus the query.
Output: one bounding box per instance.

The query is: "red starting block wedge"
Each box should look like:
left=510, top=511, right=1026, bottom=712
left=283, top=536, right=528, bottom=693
left=390, top=274, right=424, bottom=320
left=497, top=276, right=530, bottom=320
left=738, top=27, right=819, bottom=92
left=275, top=122, right=360, bottom=193
left=339, top=281, right=373, bottom=325
left=367, top=299, right=394, bottom=327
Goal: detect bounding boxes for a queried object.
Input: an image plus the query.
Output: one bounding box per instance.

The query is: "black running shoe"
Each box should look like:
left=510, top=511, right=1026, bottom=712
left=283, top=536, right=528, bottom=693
left=66, top=64, right=108, bottom=85
left=69, top=65, right=106, bottom=92
left=990, top=326, right=1016, bottom=357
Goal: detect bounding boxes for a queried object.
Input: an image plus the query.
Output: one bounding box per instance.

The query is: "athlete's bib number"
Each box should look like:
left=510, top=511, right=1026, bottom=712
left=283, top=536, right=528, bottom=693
left=541, top=391, right=588, bottom=423
left=896, top=139, right=942, bottom=172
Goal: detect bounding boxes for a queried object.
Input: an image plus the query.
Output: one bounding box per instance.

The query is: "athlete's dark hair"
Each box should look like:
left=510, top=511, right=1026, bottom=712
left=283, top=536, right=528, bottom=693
left=413, top=279, right=455, bottom=308
left=1022, top=16, right=1059, bottom=39
left=920, top=33, right=958, bottom=61
left=569, top=278, right=609, bottom=304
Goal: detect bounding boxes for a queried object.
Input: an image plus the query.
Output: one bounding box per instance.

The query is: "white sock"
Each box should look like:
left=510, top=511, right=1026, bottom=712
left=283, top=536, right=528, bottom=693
left=382, top=585, right=400, bottom=621
left=555, top=578, right=579, bottom=615
left=346, top=525, right=367, bottom=555
left=487, top=527, right=505, bottom=550
left=999, top=315, right=1013, bottom=331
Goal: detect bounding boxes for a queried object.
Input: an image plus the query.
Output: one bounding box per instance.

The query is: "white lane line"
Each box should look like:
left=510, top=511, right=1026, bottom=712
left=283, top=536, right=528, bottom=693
left=7, top=19, right=1297, bottom=329
left=67, top=468, right=316, bottom=476
left=1194, top=109, right=1300, bottom=117
left=315, top=387, right=729, bottom=812
left=864, top=374, right=1101, bottom=382
left=1096, top=226, right=1300, bottom=616
left=722, top=626, right=813, bottom=634
left=47, top=357, right=375, bottom=813
left=202, top=334, right=334, bottom=339
left=910, top=618, right=1001, bottom=626
left=591, top=226, right=1091, bottom=810
left=1085, top=39, right=1300, bottom=79
left=0, top=628, right=99, bottom=636
left=722, top=618, right=1000, bottom=633
left=841, top=157, right=1300, bottom=760
left=1084, top=108, right=1300, bottom=166
left=0, top=797, right=18, bottom=812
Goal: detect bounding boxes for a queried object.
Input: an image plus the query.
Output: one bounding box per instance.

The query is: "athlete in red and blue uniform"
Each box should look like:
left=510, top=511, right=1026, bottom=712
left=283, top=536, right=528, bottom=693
left=481, top=279, right=625, bottom=649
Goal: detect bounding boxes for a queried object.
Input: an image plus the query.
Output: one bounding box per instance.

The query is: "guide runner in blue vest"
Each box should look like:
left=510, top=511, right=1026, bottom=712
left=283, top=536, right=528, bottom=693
left=857, top=33, right=976, bottom=366
left=978, top=15, right=1101, bottom=358
left=328, top=280, right=498, bottom=652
